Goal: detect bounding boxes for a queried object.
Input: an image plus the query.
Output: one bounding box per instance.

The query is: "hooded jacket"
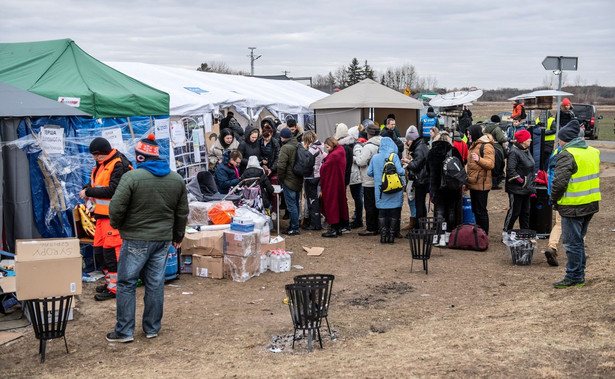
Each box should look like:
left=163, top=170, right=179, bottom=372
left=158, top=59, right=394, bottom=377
left=238, top=125, right=261, bottom=173
left=483, top=123, right=508, bottom=155
left=277, top=136, right=302, bottom=192
left=209, top=129, right=239, bottom=170
left=466, top=134, right=496, bottom=191
left=356, top=136, right=381, bottom=188
left=214, top=150, right=240, bottom=194
left=427, top=133, right=463, bottom=204
left=505, top=142, right=536, bottom=196
left=406, top=137, right=429, bottom=187
left=367, top=137, right=405, bottom=209
left=348, top=126, right=364, bottom=186
left=258, top=123, right=280, bottom=174
left=380, top=127, right=404, bottom=156
left=307, top=140, right=327, bottom=179
left=240, top=156, right=275, bottom=208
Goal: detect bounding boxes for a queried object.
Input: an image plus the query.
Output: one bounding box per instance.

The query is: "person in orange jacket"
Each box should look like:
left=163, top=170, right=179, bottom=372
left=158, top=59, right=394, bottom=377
left=512, top=100, right=526, bottom=120
left=79, top=137, right=132, bottom=301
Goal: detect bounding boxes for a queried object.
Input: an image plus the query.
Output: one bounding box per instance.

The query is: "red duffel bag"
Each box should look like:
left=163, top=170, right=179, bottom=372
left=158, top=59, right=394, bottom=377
left=448, top=223, right=489, bottom=251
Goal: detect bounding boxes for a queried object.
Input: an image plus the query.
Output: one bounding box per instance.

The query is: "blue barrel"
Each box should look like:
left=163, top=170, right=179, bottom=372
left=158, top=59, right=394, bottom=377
left=165, top=246, right=179, bottom=281
left=462, top=196, right=475, bottom=224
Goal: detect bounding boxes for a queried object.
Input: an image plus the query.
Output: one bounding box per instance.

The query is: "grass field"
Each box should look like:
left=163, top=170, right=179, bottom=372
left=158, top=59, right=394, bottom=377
left=472, top=102, right=615, bottom=141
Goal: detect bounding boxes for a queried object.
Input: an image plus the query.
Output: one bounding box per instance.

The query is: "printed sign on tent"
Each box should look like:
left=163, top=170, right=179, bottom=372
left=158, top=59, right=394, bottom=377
left=154, top=118, right=170, bottom=139
left=170, top=121, right=186, bottom=147
left=40, top=126, right=65, bottom=155
left=101, top=128, right=125, bottom=151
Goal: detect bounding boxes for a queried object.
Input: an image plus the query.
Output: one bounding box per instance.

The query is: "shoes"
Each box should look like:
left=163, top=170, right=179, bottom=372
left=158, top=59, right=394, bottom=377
left=349, top=220, right=364, bottom=229
left=321, top=229, right=338, bottom=238
left=95, top=289, right=116, bottom=301
left=145, top=333, right=158, bottom=339
left=106, top=332, right=134, bottom=343
left=96, top=284, right=107, bottom=293
left=302, top=225, right=322, bottom=231
left=544, top=248, right=559, bottom=267
left=358, top=229, right=378, bottom=236
left=339, top=226, right=352, bottom=234
left=282, top=229, right=300, bottom=236
left=553, top=279, right=585, bottom=288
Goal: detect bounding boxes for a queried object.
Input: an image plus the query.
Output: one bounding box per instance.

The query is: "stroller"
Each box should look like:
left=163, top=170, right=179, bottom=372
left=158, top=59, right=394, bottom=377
left=186, top=171, right=241, bottom=204
left=225, top=177, right=265, bottom=213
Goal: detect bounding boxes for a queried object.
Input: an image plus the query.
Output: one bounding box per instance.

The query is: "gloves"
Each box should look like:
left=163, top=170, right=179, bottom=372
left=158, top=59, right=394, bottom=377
left=530, top=193, right=537, bottom=198
left=516, top=177, right=524, bottom=184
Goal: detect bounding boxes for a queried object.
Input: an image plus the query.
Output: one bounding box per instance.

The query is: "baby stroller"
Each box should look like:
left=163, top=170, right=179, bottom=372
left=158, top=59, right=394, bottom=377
left=186, top=171, right=241, bottom=204
left=225, top=177, right=265, bottom=213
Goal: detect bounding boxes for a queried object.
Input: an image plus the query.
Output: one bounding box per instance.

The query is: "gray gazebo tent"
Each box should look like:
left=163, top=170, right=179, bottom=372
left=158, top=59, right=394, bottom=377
left=309, top=79, right=424, bottom=140
left=0, top=82, right=90, bottom=251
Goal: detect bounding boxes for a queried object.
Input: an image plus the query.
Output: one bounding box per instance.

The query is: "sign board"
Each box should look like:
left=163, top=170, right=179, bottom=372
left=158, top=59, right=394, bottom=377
left=542, top=56, right=578, bottom=71
left=40, top=126, right=65, bottom=155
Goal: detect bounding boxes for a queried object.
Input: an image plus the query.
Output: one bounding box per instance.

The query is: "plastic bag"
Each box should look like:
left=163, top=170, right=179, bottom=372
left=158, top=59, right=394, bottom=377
left=207, top=201, right=236, bottom=225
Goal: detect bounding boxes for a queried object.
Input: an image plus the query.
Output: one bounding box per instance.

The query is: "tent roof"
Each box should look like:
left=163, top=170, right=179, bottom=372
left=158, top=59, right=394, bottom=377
left=0, top=39, right=169, bottom=118
left=106, top=62, right=327, bottom=116
left=309, top=79, right=424, bottom=110
left=0, top=81, right=90, bottom=117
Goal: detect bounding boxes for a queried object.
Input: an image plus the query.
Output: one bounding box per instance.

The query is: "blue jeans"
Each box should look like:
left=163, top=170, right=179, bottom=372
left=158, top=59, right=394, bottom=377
left=407, top=198, right=416, bottom=217
left=282, top=184, right=300, bottom=231
left=561, top=214, right=593, bottom=282
left=114, top=240, right=171, bottom=338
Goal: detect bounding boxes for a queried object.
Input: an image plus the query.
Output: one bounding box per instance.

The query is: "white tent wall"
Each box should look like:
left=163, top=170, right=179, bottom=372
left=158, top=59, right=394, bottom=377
left=374, top=108, right=420, bottom=137
left=314, top=108, right=361, bottom=141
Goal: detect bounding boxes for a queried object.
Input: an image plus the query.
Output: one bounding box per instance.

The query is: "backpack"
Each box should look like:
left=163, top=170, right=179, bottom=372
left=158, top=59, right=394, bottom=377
left=520, top=105, right=527, bottom=120
left=441, top=150, right=467, bottom=190
left=380, top=152, right=403, bottom=197
left=292, top=145, right=317, bottom=177
left=480, top=143, right=505, bottom=178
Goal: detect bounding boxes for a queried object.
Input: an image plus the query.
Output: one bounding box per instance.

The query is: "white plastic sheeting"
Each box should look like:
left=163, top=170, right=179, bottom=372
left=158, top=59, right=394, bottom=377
left=106, top=62, right=327, bottom=118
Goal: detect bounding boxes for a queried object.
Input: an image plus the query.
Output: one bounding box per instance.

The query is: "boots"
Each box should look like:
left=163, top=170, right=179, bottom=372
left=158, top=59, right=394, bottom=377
left=322, top=226, right=338, bottom=238
left=379, top=218, right=388, bottom=244
left=390, top=218, right=401, bottom=243
left=401, top=217, right=416, bottom=231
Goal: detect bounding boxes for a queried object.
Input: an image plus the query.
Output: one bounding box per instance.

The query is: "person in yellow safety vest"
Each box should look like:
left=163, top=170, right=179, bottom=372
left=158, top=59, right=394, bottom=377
left=537, top=113, right=557, bottom=169
left=79, top=138, right=133, bottom=301
left=549, top=120, right=600, bottom=288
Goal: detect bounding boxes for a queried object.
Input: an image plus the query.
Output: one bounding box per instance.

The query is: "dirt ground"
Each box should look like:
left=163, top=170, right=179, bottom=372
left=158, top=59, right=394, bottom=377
left=1, top=166, right=615, bottom=378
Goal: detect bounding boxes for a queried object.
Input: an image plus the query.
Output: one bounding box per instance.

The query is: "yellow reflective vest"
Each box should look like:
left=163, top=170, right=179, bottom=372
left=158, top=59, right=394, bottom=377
left=545, top=117, right=556, bottom=141
left=557, top=146, right=601, bottom=206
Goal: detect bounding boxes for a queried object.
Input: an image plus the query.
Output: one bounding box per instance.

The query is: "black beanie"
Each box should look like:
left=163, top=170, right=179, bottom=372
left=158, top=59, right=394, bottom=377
left=490, top=115, right=501, bottom=123
left=89, top=137, right=112, bottom=155
left=469, top=124, right=483, bottom=143
left=558, top=120, right=581, bottom=143
left=427, top=106, right=434, bottom=113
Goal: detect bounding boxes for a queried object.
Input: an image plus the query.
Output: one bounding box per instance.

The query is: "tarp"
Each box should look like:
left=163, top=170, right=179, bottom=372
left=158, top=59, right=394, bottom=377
left=0, top=82, right=91, bottom=117
left=106, top=62, right=327, bottom=118
left=0, top=39, right=170, bottom=118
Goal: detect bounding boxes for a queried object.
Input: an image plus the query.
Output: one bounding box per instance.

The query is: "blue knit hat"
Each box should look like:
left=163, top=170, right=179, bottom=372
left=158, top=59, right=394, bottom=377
left=280, top=127, right=293, bottom=139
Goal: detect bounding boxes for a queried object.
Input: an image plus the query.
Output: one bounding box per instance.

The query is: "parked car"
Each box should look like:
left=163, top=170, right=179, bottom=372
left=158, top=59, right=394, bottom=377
left=572, top=103, right=602, bottom=139
left=483, top=111, right=513, bottom=131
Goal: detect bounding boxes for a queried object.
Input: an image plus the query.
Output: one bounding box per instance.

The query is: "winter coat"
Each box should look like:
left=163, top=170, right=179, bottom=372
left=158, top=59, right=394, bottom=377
left=208, top=137, right=238, bottom=171
left=459, top=109, right=473, bottom=135
left=277, top=137, right=302, bottom=192
left=505, top=142, right=536, bottom=196
left=512, top=103, right=525, bottom=120
left=483, top=123, right=508, bottom=155
left=367, top=137, right=405, bottom=209
left=380, top=128, right=404, bottom=156
left=506, top=124, right=526, bottom=143
left=550, top=138, right=600, bottom=217
left=347, top=126, right=363, bottom=185
left=258, top=135, right=280, bottom=174
left=240, top=157, right=275, bottom=209
left=427, top=138, right=463, bottom=205
left=84, top=149, right=133, bottom=219
left=214, top=150, right=241, bottom=194
left=453, top=132, right=469, bottom=165
left=238, top=125, right=261, bottom=173
left=466, top=134, right=496, bottom=191
left=338, top=135, right=356, bottom=186
left=356, top=136, right=381, bottom=188
left=320, top=144, right=348, bottom=225
left=307, top=140, right=327, bottom=179
left=406, top=138, right=429, bottom=187
left=558, top=109, right=575, bottom=127
left=109, top=160, right=188, bottom=243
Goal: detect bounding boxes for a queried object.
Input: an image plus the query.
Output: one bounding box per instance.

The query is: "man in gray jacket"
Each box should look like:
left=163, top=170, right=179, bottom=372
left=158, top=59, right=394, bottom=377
left=106, top=134, right=188, bottom=343
left=355, top=120, right=382, bottom=236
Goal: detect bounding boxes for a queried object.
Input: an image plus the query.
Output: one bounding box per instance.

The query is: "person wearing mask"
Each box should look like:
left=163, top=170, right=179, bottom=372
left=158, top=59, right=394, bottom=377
left=239, top=156, right=274, bottom=209
left=237, top=125, right=261, bottom=174
left=320, top=137, right=349, bottom=238
left=259, top=118, right=280, bottom=177
left=208, top=128, right=239, bottom=171
left=401, top=125, right=428, bottom=230
left=277, top=127, right=302, bottom=236
left=301, top=131, right=327, bottom=231
left=503, top=129, right=536, bottom=237
left=79, top=137, right=132, bottom=301
left=355, top=121, right=382, bottom=236
left=367, top=137, right=405, bottom=244
left=550, top=120, right=600, bottom=288
left=421, top=107, right=439, bottom=142
left=427, top=131, right=463, bottom=245
left=214, top=150, right=242, bottom=194
left=106, top=134, right=188, bottom=343
left=466, top=125, right=495, bottom=234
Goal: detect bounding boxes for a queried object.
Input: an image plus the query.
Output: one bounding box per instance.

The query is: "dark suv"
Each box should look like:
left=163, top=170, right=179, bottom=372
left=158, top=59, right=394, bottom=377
left=572, top=103, right=602, bottom=139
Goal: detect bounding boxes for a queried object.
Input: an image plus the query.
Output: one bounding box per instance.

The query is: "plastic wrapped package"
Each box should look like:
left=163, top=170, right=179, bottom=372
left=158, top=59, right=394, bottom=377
left=207, top=201, right=236, bottom=225
left=223, top=230, right=261, bottom=282
left=503, top=229, right=537, bottom=266
left=234, top=206, right=271, bottom=243
left=187, top=201, right=220, bottom=226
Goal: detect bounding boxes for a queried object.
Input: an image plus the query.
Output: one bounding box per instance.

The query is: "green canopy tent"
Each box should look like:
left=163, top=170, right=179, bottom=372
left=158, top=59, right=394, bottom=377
left=0, top=39, right=169, bottom=118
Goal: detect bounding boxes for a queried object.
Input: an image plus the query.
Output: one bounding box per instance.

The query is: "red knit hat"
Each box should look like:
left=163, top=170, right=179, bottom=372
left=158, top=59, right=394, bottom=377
left=562, top=98, right=572, bottom=106
left=514, top=129, right=531, bottom=144
left=135, top=133, right=159, bottom=157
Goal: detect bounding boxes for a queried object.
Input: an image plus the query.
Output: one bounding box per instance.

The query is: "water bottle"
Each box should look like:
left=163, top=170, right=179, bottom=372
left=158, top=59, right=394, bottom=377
left=260, top=251, right=269, bottom=274
left=270, top=251, right=281, bottom=273
left=283, top=251, right=292, bottom=272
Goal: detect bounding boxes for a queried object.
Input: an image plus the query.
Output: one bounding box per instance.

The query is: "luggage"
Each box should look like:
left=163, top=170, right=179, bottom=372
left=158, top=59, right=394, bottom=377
left=448, top=223, right=488, bottom=251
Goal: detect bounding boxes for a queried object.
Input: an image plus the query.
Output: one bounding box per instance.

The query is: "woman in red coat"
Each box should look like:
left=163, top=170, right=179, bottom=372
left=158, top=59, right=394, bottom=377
left=319, top=137, right=349, bottom=238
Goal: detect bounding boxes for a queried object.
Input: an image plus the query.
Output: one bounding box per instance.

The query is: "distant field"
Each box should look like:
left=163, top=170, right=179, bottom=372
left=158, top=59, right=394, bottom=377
left=471, top=102, right=615, bottom=141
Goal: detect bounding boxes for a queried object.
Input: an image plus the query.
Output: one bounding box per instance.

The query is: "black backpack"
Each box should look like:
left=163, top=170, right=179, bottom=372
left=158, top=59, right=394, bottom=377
left=292, top=145, right=317, bottom=177
left=441, top=150, right=467, bottom=190
left=520, top=105, right=527, bottom=120
left=480, top=143, right=504, bottom=176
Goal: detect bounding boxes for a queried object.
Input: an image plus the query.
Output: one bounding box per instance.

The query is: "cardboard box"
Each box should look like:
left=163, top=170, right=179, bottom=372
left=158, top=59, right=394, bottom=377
left=224, top=255, right=260, bottom=282
left=15, top=238, right=82, bottom=300
left=223, top=230, right=260, bottom=257
left=181, top=230, right=225, bottom=257
left=260, top=236, right=285, bottom=253
left=0, top=276, right=16, bottom=294
left=192, top=255, right=224, bottom=279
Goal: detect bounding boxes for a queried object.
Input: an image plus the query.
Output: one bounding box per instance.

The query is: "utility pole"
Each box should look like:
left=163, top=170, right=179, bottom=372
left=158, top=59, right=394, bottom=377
left=282, top=70, right=290, bottom=76
left=248, top=47, right=261, bottom=76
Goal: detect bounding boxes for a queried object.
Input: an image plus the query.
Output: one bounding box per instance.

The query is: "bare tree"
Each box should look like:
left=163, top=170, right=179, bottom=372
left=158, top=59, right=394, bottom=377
left=334, top=65, right=348, bottom=89
left=196, top=61, right=243, bottom=75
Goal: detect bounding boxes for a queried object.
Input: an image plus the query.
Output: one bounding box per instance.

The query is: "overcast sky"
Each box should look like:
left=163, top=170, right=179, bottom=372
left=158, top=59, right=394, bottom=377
left=3, top=0, right=614, bottom=90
